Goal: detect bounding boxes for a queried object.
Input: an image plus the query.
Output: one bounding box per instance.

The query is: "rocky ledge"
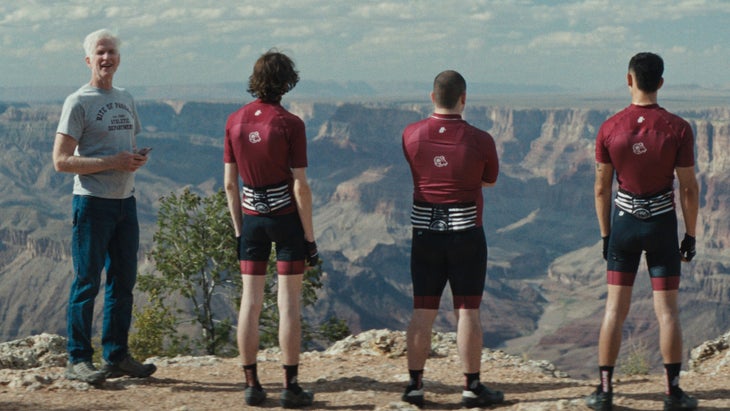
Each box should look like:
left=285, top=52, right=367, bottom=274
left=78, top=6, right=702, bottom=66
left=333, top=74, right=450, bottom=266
left=1, top=329, right=729, bottom=410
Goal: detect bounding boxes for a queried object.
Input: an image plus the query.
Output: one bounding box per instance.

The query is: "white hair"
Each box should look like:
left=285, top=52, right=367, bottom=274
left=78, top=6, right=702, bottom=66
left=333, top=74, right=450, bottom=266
left=83, top=29, right=120, bottom=58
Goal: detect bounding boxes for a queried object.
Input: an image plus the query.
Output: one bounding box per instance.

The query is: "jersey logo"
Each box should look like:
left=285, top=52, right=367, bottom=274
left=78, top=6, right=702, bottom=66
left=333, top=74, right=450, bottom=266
left=637, top=116, right=645, bottom=124
left=249, top=131, right=261, bottom=143
left=439, top=126, right=446, bottom=134
left=255, top=110, right=262, bottom=116
left=632, top=142, right=647, bottom=155
left=433, top=155, right=448, bottom=167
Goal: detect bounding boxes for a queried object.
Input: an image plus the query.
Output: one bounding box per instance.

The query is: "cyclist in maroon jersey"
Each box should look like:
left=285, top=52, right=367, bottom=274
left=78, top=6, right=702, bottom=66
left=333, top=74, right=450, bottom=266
left=401, top=70, right=502, bottom=408
left=587, top=52, right=699, bottom=411
left=223, top=50, right=317, bottom=408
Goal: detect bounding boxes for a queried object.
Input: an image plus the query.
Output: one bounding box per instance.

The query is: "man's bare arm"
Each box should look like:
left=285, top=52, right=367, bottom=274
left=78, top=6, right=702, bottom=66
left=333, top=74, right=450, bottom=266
left=52, top=132, right=147, bottom=174
left=594, top=162, right=614, bottom=237
left=224, top=162, right=243, bottom=237
left=292, top=167, right=315, bottom=242
left=675, top=166, right=699, bottom=238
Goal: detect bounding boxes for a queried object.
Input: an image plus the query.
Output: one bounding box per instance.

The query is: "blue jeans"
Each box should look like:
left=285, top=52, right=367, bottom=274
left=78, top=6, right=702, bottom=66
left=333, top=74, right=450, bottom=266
left=67, top=195, right=139, bottom=364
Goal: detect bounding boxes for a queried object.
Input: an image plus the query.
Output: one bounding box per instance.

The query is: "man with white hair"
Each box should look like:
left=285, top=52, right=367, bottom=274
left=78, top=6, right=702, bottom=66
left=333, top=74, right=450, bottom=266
left=53, top=29, right=156, bottom=384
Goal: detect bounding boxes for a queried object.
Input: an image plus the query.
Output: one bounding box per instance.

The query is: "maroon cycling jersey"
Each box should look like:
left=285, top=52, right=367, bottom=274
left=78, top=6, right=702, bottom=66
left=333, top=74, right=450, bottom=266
left=224, top=99, right=308, bottom=216
left=402, top=113, right=499, bottom=227
left=596, top=104, right=694, bottom=196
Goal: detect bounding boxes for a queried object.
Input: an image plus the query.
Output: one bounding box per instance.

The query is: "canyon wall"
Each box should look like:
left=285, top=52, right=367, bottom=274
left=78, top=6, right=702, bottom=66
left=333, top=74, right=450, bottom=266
left=1, top=101, right=727, bottom=376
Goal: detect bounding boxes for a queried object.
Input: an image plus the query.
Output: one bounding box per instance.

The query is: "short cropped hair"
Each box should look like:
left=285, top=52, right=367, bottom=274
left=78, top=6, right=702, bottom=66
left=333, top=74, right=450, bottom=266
left=628, top=52, right=664, bottom=93
left=432, top=70, right=466, bottom=109
left=247, top=49, right=300, bottom=103
left=83, top=29, right=120, bottom=58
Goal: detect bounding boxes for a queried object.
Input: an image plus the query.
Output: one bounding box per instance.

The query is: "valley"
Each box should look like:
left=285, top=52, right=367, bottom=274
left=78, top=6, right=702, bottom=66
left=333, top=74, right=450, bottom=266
left=1, top=99, right=728, bottom=378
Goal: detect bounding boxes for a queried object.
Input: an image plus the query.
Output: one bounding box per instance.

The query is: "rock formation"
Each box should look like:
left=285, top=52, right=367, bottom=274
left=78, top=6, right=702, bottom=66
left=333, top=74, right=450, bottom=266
left=1, top=101, right=728, bottom=379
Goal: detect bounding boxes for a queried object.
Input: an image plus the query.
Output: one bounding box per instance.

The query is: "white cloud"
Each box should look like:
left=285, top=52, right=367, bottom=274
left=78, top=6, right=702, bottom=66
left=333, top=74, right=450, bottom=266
left=159, top=8, right=192, bottom=21
left=466, top=38, right=485, bottom=51
left=197, top=8, right=226, bottom=20
left=351, top=2, right=418, bottom=19
left=128, top=14, right=159, bottom=28
left=236, top=45, right=256, bottom=61
left=346, top=25, right=445, bottom=55
left=529, top=26, right=629, bottom=50
left=156, top=34, right=206, bottom=49
left=1, top=6, right=53, bottom=24
left=105, top=6, right=136, bottom=19
left=663, top=0, right=730, bottom=18
left=235, top=5, right=269, bottom=18
left=65, top=6, right=92, bottom=20
left=272, top=26, right=317, bottom=38
left=42, top=38, right=74, bottom=53
left=1, top=0, right=729, bottom=90
left=470, top=12, right=493, bottom=22
left=552, top=0, right=730, bottom=25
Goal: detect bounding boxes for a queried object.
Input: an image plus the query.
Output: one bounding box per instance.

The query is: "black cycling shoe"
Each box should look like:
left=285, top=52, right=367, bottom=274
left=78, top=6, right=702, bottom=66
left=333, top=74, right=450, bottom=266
left=244, top=385, right=267, bottom=406
left=461, top=383, right=504, bottom=408
left=664, top=389, right=698, bottom=411
left=401, top=385, right=424, bottom=407
left=101, top=355, right=156, bottom=379
left=585, top=386, right=613, bottom=411
left=280, top=388, right=314, bottom=408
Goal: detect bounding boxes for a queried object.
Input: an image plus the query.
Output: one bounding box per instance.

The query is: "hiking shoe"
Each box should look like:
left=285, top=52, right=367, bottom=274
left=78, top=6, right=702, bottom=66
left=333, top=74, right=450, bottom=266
left=101, top=355, right=156, bottom=378
left=664, top=390, right=698, bottom=411
left=280, top=388, right=314, bottom=408
left=65, top=361, right=106, bottom=385
left=245, top=385, right=267, bottom=406
left=401, top=386, right=424, bottom=407
left=461, top=383, right=504, bottom=407
left=585, top=386, right=613, bottom=411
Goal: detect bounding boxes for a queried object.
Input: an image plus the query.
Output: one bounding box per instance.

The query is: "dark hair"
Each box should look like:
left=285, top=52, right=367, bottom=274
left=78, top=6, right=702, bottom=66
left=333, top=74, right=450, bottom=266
left=247, top=49, right=300, bottom=102
left=628, top=52, right=664, bottom=92
left=432, top=70, right=466, bottom=109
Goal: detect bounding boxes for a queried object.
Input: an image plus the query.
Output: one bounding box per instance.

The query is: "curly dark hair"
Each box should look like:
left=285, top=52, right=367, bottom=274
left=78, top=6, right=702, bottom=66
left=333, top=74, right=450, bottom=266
left=247, top=49, right=300, bottom=102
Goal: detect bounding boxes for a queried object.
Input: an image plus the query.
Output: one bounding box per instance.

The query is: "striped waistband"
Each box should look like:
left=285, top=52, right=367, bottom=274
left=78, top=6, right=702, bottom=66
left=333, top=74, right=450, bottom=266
left=615, top=188, right=674, bottom=220
left=242, top=181, right=292, bottom=214
left=411, top=201, right=477, bottom=232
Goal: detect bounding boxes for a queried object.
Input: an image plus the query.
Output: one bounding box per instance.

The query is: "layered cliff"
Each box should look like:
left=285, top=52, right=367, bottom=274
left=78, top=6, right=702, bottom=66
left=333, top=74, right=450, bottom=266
left=1, top=100, right=728, bottom=378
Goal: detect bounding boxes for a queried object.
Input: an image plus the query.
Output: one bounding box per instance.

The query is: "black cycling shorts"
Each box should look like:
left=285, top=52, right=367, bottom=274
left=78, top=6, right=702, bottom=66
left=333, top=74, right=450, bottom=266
left=410, top=227, right=487, bottom=310
left=606, top=207, right=681, bottom=290
left=239, top=212, right=305, bottom=275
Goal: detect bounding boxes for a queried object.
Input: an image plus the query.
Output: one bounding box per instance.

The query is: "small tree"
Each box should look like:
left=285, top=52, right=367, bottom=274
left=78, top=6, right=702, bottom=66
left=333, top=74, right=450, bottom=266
left=130, top=187, right=349, bottom=358
left=257, top=254, right=349, bottom=349
left=129, top=275, right=191, bottom=359
left=142, top=187, right=240, bottom=356
left=620, top=335, right=651, bottom=376
left=259, top=256, right=350, bottom=348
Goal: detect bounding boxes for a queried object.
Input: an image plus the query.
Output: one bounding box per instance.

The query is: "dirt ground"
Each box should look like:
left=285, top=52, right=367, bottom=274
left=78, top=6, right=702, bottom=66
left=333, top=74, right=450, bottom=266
left=1, top=347, right=728, bottom=411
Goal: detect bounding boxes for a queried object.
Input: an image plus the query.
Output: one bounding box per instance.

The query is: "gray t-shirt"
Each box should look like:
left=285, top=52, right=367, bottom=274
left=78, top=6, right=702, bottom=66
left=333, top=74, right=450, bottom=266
left=57, top=84, right=142, bottom=199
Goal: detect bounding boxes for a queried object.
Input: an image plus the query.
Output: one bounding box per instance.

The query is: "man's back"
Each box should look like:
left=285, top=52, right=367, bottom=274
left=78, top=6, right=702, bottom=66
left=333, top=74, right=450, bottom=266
left=596, top=104, right=694, bottom=196
left=224, top=100, right=307, bottom=189
left=402, top=113, right=498, bottom=211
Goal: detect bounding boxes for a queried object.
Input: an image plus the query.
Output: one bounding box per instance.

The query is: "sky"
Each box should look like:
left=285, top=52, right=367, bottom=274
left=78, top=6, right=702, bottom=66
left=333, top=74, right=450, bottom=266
left=2, top=0, right=730, bottom=93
